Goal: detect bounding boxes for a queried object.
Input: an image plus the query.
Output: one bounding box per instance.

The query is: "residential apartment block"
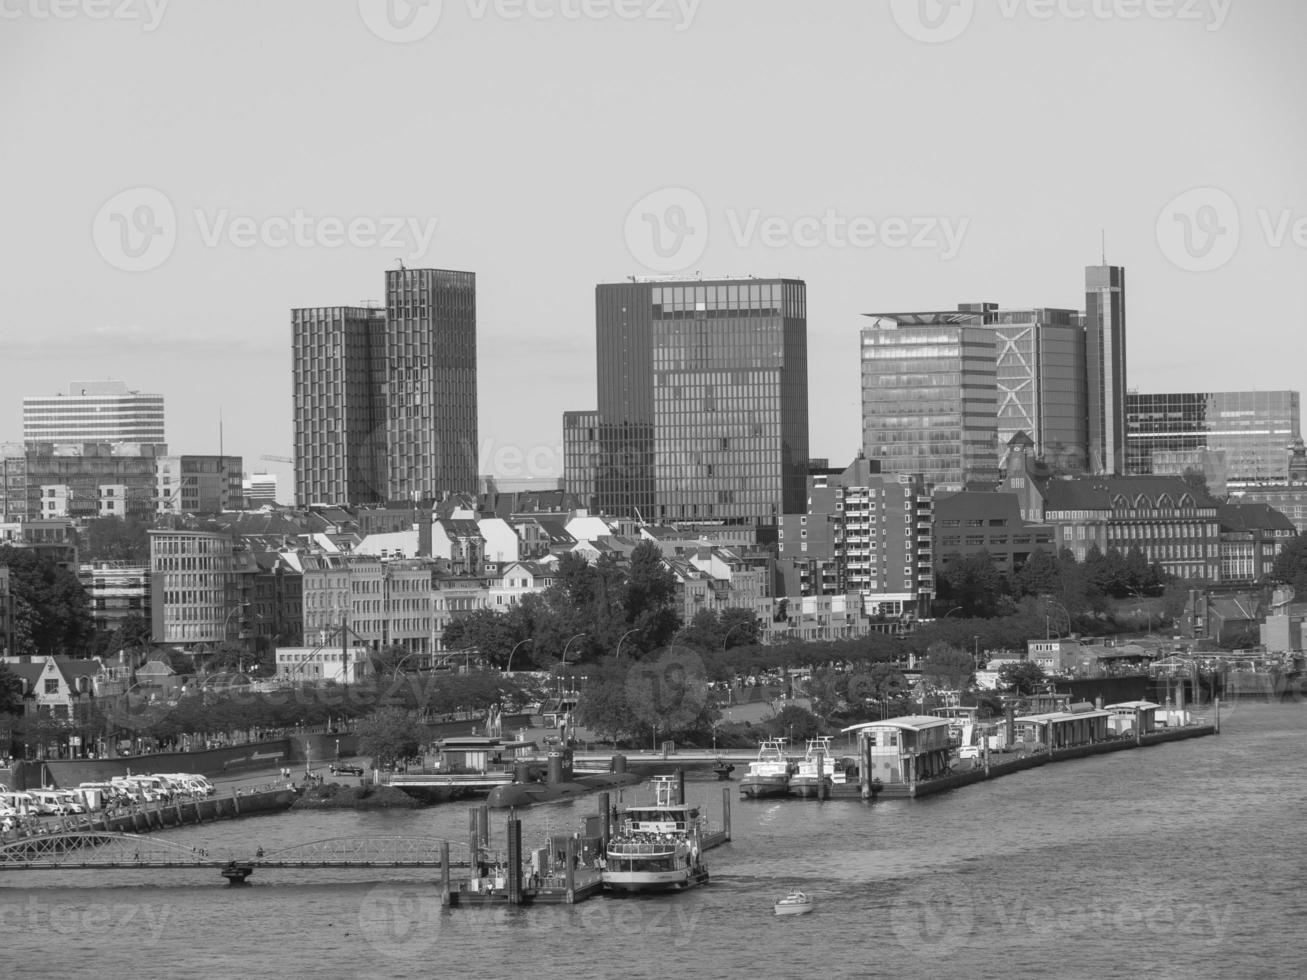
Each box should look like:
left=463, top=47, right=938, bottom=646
left=778, top=455, right=933, bottom=619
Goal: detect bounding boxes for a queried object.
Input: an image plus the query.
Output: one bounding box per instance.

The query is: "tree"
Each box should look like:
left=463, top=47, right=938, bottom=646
left=765, top=704, right=822, bottom=743
left=920, top=642, right=974, bottom=692
left=997, top=660, right=1046, bottom=695
left=79, top=516, right=152, bottom=564
left=934, top=551, right=1009, bottom=618
left=0, top=546, right=94, bottom=657
left=354, top=706, right=426, bottom=770
left=1272, top=532, right=1307, bottom=596
left=1012, top=548, right=1062, bottom=598
left=623, top=541, right=680, bottom=654
left=0, top=663, right=24, bottom=715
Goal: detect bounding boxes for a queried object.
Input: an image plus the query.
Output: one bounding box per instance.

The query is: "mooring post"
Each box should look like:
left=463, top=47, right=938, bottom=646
left=476, top=804, right=489, bottom=849
left=598, top=792, right=610, bottom=848
left=439, top=842, right=451, bottom=906
left=721, top=786, right=731, bottom=841
left=983, top=734, right=991, bottom=777
left=817, top=748, right=827, bottom=801
left=468, top=807, right=480, bottom=877
left=506, top=814, right=522, bottom=906
left=564, top=837, right=576, bottom=903
left=1215, top=697, right=1221, bottom=735
left=231, top=788, right=241, bottom=816
left=859, top=732, right=871, bottom=800
left=1135, top=706, right=1143, bottom=746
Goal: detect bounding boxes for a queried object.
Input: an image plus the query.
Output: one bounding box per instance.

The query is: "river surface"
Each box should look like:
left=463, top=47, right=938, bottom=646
left=2, top=703, right=1304, bottom=980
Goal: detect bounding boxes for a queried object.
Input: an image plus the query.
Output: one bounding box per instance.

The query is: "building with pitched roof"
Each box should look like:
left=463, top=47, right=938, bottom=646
left=1216, top=501, right=1297, bottom=583
left=1001, top=437, right=1222, bottom=580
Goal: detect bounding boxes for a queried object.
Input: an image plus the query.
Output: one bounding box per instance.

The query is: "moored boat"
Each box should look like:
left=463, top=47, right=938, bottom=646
left=774, top=890, right=813, bottom=915
left=788, top=736, right=843, bottom=798
left=739, top=738, right=792, bottom=799
left=602, top=776, right=709, bottom=894
left=385, top=737, right=533, bottom=804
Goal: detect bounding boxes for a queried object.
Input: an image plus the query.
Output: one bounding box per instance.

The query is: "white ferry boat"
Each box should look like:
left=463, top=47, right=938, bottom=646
left=602, top=776, right=709, bottom=894
left=787, top=736, right=844, bottom=798
left=739, top=738, right=793, bottom=799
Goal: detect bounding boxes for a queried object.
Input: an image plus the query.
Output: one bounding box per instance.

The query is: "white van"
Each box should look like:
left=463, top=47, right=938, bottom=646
left=31, top=791, right=74, bottom=816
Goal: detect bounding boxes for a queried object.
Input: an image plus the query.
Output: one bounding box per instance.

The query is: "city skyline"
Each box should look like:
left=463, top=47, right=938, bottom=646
left=4, top=4, right=1306, bottom=501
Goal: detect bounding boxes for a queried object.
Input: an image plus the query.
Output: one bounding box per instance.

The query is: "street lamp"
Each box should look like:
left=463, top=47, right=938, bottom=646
left=614, top=629, right=642, bottom=660
left=944, top=607, right=963, bottom=618
left=560, top=633, right=587, bottom=667
left=505, top=638, right=534, bottom=673
left=721, top=621, right=750, bottom=650
left=391, top=650, right=425, bottom=681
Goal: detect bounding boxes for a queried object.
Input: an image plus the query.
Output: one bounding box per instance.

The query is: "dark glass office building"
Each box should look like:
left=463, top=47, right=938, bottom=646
left=572, top=278, right=810, bottom=524
left=1127, top=390, right=1302, bottom=486
left=1085, top=265, right=1128, bottom=475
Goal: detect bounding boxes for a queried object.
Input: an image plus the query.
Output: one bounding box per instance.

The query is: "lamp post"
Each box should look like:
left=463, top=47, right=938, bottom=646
left=391, top=650, right=425, bottom=681
left=560, top=633, right=587, bottom=668
left=721, top=621, right=750, bottom=650
left=944, top=607, right=962, bottom=618
left=614, top=629, right=642, bottom=660
left=505, top=638, right=534, bottom=673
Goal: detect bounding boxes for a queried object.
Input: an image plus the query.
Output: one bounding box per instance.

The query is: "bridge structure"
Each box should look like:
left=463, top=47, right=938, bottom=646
left=0, top=832, right=474, bottom=883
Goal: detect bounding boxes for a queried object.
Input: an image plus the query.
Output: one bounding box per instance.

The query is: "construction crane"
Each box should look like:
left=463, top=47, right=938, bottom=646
left=260, top=455, right=293, bottom=465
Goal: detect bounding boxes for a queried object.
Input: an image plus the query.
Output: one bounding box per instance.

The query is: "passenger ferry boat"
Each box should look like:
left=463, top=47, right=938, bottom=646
left=602, top=776, right=709, bottom=894
left=787, top=736, right=844, bottom=798
left=739, top=738, right=793, bottom=799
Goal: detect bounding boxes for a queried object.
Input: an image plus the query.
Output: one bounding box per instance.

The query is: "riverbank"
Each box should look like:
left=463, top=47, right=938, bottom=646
left=291, top=782, right=419, bottom=810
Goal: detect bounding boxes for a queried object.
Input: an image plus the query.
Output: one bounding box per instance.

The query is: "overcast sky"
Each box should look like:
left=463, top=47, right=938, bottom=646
left=3, top=0, right=1304, bottom=496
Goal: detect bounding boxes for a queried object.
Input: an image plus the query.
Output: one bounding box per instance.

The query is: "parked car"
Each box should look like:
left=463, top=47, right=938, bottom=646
left=329, top=763, right=364, bottom=776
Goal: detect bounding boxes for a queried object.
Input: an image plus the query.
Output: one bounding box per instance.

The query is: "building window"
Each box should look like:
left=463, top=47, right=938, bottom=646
left=45, top=679, right=59, bottom=694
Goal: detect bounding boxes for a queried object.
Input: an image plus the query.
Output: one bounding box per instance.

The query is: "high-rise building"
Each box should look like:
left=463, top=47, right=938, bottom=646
left=569, top=277, right=809, bottom=524
left=860, top=312, right=999, bottom=491
left=1085, top=265, right=1128, bottom=475
left=292, top=267, right=478, bottom=507
left=292, top=305, right=387, bottom=506
left=383, top=268, right=478, bottom=501
left=1126, top=390, right=1302, bottom=488
left=243, top=473, right=279, bottom=506
left=960, top=304, right=1088, bottom=472
left=22, top=381, right=165, bottom=445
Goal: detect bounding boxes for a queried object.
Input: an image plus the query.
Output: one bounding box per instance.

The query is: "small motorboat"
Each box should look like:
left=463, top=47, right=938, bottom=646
left=774, top=890, right=814, bottom=916
left=712, top=759, right=735, bottom=780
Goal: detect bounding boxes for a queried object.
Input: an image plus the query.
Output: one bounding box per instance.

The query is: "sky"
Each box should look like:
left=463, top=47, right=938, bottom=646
left=3, top=0, right=1305, bottom=499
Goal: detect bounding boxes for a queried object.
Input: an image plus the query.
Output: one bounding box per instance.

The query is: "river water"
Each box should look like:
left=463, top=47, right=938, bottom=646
left=2, top=703, right=1304, bottom=980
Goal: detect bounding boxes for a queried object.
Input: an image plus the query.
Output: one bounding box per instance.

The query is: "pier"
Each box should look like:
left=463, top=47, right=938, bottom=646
left=443, top=773, right=731, bottom=909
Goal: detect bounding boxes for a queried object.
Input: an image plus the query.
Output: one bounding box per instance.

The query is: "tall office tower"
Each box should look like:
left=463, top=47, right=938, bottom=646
left=1085, top=265, right=1128, bottom=475
left=292, top=268, right=478, bottom=507
left=860, top=312, right=999, bottom=491
left=292, top=305, right=387, bottom=506
left=383, top=268, right=479, bottom=501
left=574, top=277, right=809, bottom=524
left=23, top=381, right=165, bottom=445
left=1126, top=390, right=1302, bottom=487
left=959, top=304, right=1089, bottom=472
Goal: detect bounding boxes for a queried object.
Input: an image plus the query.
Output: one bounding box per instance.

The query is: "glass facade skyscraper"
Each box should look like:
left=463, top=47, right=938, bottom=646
left=293, top=268, right=478, bottom=507
left=383, top=268, right=479, bottom=501
left=963, top=305, right=1088, bottom=472
left=1127, top=390, right=1302, bottom=486
left=572, top=277, right=809, bottom=524
left=1085, top=265, right=1128, bottom=475
left=860, top=313, right=999, bottom=491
